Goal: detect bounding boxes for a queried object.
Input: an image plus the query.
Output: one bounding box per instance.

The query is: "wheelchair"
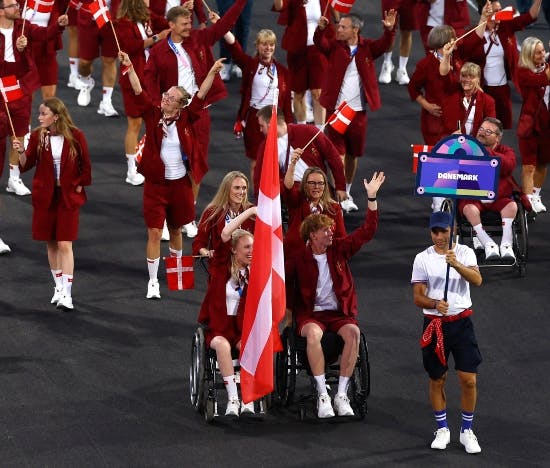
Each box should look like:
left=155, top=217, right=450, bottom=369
left=189, top=327, right=269, bottom=422
left=441, top=192, right=528, bottom=277
left=275, top=325, right=370, bottom=420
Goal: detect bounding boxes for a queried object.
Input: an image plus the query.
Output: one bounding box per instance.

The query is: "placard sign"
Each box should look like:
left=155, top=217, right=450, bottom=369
left=415, top=135, right=501, bottom=201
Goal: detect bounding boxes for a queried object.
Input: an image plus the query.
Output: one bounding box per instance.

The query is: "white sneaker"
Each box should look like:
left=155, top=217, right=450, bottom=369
left=125, top=170, right=145, bottom=186
left=146, top=279, right=160, bottom=299
left=6, top=177, right=31, bottom=196
left=67, top=73, right=79, bottom=89
left=77, top=77, right=94, bottom=106
left=472, top=236, right=483, bottom=250
left=56, top=293, right=74, bottom=311
left=97, top=100, right=119, bottom=117
left=340, top=196, right=358, bottom=213
left=500, top=242, right=516, bottom=260
left=240, top=400, right=255, bottom=415
left=484, top=242, right=500, bottom=260
left=333, top=393, right=354, bottom=416
left=431, top=427, right=450, bottom=450
left=182, top=220, right=198, bottom=238
left=0, top=238, right=11, bottom=254
left=459, top=428, right=481, bottom=454
left=317, top=393, right=335, bottom=418
left=530, top=194, right=546, bottom=213
left=161, top=221, right=169, bottom=241
left=378, top=62, right=394, bottom=84
left=225, top=398, right=240, bottom=417
left=220, top=63, right=231, bottom=82
left=231, top=64, right=242, bottom=79
left=431, top=197, right=445, bottom=212
left=51, top=286, right=63, bottom=304
left=395, top=67, right=410, bottom=85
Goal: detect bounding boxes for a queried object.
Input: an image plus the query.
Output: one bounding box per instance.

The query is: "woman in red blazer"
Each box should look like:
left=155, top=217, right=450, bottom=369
left=116, top=0, right=170, bottom=186
left=197, top=207, right=256, bottom=416
left=14, top=97, right=92, bottom=311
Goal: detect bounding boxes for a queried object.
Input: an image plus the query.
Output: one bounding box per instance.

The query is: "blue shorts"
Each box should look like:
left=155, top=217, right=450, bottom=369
left=422, top=316, right=482, bottom=380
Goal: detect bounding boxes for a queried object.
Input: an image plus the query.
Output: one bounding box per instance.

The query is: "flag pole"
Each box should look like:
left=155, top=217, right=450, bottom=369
left=3, top=100, right=17, bottom=138
left=110, top=21, right=122, bottom=53
left=322, top=1, right=330, bottom=17
left=454, top=20, right=487, bottom=44
left=202, top=0, right=212, bottom=14
left=21, top=0, right=28, bottom=36
left=301, top=124, right=328, bottom=152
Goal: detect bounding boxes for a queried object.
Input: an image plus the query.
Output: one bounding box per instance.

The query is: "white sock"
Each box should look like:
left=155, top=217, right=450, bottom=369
left=345, top=183, right=352, bottom=195
left=473, top=223, right=493, bottom=246
left=383, top=52, right=392, bottom=64
left=501, top=218, right=514, bottom=245
left=126, top=153, right=137, bottom=172
left=223, top=374, right=238, bottom=400
left=9, top=164, right=20, bottom=179
left=169, top=247, right=182, bottom=258
left=51, top=269, right=62, bottom=289
left=533, top=187, right=541, bottom=196
left=337, top=376, right=350, bottom=396
left=314, top=374, right=327, bottom=395
left=102, top=87, right=113, bottom=102
left=399, top=56, right=409, bottom=69
left=62, top=274, right=73, bottom=296
left=147, top=257, right=159, bottom=281
left=69, top=58, right=79, bottom=76
left=78, top=74, right=92, bottom=84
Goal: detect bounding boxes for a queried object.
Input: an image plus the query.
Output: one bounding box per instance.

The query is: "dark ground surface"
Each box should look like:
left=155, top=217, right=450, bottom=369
left=1, top=2, right=549, bottom=467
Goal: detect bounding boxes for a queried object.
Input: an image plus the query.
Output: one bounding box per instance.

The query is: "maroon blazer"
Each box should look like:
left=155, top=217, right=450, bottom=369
left=489, top=144, right=517, bottom=199
left=275, top=0, right=331, bottom=55
left=192, top=205, right=256, bottom=269
left=149, top=0, right=207, bottom=25
left=283, top=185, right=346, bottom=254
left=314, top=26, right=395, bottom=112
left=286, top=208, right=379, bottom=320
left=226, top=39, right=293, bottom=124
left=254, top=123, right=346, bottom=195
left=17, top=0, right=64, bottom=54
left=416, top=0, right=470, bottom=32
left=19, top=128, right=92, bottom=210
left=517, top=66, right=550, bottom=137
left=143, top=0, right=248, bottom=105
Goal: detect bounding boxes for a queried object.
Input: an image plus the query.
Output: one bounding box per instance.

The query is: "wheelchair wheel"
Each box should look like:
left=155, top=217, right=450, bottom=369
left=204, top=397, right=215, bottom=423
left=350, top=333, right=370, bottom=419
left=275, top=327, right=296, bottom=406
left=189, top=327, right=206, bottom=412
left=513, top=202, right=528, bottom=277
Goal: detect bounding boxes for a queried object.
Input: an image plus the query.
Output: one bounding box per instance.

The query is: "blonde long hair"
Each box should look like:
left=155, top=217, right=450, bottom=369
left=230, top=229, right=253, bottom=284
left=519, top=36, right=544, bottom=72
left=203, top=171, right=253, bottom=225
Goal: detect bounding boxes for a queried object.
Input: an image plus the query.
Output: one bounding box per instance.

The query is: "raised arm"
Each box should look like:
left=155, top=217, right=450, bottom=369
left=118, top=51, right=142, bottom=95
left=221, top=207, right=257, bottom=242
left=197, top=58, right=225, bottom=100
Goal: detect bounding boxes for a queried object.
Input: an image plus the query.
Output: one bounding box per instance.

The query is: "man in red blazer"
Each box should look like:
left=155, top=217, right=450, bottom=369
left=286, top=172, right=385, bottom=418
left=314, top=10, right=395, bottom=213
left=143, top=0, right=247, bottom=237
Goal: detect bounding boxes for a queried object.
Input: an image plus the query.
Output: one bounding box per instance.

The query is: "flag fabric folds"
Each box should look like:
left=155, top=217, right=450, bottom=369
left=239, top=101, right=285, bottom=404
left=411, top=144, right=433, bottom=174
left=165, top=256, right=194, bottom=290
left=492, top=6, right=515, bottom=21
left=27, top=0, right=55, bottom=13
left=327, top=101, right=356, bottom=134
left=330, top=0, right=355, bottom=14
left=0, top=75, right=24, bottom=102
left=135, top=133, right=146, bottom=163
left=89, top=0, right=111, bottom=28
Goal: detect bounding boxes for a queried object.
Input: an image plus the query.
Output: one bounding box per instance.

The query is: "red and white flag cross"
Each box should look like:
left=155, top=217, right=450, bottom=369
left=89, top=0, right=111, bottom=29
left=0, top=75, right=24, bottom=103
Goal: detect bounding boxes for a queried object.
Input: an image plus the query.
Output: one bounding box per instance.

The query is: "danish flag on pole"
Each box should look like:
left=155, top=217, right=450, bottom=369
left=135, top=133, right=146, bottom=164
left=330, top=0, right=355, bottom=14
left=89, top=0, right=111, bottom=28
left=69, top=0, right=87, bottom=12
left=491, top=6, right=515, bottom=21
left=328, top=101, right=356, bottom=134
left=27, top=0, right=55, bottom=14
left=165, top=256, right=194, bottom=290
left=240, top=94, right=285, bottom=404
left=411, top=144, right=433, bottom=174
left=0, top=75, right=24, bottom=102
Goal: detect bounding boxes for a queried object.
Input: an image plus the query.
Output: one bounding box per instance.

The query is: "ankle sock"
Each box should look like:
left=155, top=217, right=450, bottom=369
left=434, top=409, right=447, bottom=429
left=461, top=411, right=474, bottom=432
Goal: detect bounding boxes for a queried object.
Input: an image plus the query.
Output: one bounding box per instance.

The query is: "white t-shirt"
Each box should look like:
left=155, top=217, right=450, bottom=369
left=313, top=253, right=339, bottom=311
left=23, top=8, right=50, bottom=27
left=50, top=135, right=64, bottom=181
left=160, top=123, right=187, bottom=180
left=250, top=63, right=278, bottom=109
left=172, top=41, right=198, bottom=95
left=462, top=96, right=476, bottom=135
left=0, top=28, right=15, bottom=62
left=483, top=31, right=507, bottom=86
left=305, top=0, right=322, bottom=46
left=411, top=243, right=477, bottom=316
left=427, top=0, right=445, bottom=27
left=336, top=49, right=366, bottom=111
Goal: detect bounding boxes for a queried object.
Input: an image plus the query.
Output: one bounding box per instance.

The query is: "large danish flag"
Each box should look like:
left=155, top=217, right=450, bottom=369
left=240, top=100, right=285, bottom=404
left=0, top=75, right=24, bottom=102
left=27, top=0, right=55, bottom=14
left=89, top=0, right=111, bottom=28
left=330, top=0, right=355, bottom=14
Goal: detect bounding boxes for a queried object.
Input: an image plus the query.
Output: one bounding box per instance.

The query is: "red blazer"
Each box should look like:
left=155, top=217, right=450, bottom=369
left=275, top=0, right=331, bottom=54
left=226, top=39, right=293, bottom=124
left=490, top=144, right=517, bottom=199
left=286, top=208, right=379, bottom=320
left=517, top=66, right=550, bottom=137
left=116, top=19, right=150, bottom=84
left=314, top=27, right=395, bottom=112
left=192, top=205, right=256, bottom=269
left=17, top=0, right=64, bottom=54
left=19, top=128, right=92, bottom=210
left=440, top=80, right=496, bottom=137
left=283, top=185, right=346, bottom=254
left=254, top=123, right=346, bottom=195
left=0, top=19, right=64, bottom=94
left=149, top=0, right=207, bottom=25
left=416, top=0, right=470, bottom=32
left=144, top=0, right=248, bottom=104
left=126, top=85, right=208, bottom=184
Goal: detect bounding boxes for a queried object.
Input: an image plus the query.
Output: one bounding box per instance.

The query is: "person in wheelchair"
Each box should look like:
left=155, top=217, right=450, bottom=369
left=459, top=117, right=518, bottom=261
left=285, top=172, right=385, bottom=418
left=197, top=207, right=256, bottom=417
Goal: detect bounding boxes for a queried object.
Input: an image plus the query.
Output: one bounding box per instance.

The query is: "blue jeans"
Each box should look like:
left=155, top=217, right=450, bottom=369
left=215, top=0, right=253, bottom=62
